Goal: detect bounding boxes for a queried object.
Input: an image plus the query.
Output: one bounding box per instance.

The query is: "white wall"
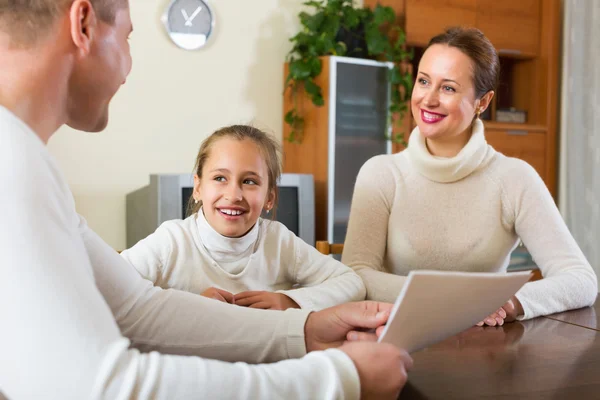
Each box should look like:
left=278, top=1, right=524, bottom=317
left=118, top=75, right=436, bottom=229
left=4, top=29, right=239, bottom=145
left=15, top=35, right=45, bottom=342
left=48, top=0, right=305, bottom=250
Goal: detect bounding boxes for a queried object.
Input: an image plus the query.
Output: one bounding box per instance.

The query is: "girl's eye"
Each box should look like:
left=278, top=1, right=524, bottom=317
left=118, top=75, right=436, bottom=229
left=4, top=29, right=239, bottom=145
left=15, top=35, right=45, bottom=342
left=443, top=86, right=456, bottom=93
left=214, top=176, right=226, bottom=182
left=244, top=179, right=258, bottom=185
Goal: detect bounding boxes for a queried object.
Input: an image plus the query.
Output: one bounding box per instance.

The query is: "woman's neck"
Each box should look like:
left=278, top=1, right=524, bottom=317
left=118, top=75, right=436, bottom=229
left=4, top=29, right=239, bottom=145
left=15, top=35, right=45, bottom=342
left=406, top=118, right=495, bottom=183
left=425, top=125, right=473, bottom=158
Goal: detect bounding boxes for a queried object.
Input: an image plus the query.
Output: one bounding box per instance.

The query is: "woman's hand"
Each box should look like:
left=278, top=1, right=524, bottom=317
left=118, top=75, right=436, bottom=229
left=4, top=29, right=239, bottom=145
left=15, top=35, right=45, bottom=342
left=476, top=296, right=524, bottom=327
left=201, top=287, right=235, bottom=304
left=234, top=291, right=300, bottom=310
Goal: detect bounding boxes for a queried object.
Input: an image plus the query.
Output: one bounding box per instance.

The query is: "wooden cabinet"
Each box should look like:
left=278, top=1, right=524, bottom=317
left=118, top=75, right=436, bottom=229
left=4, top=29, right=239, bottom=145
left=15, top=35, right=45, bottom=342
left=401, top=0, right=541, bottom=56
left=476, top=0, right=540, bottom=57
left=484, top=127, right=547, bottom=181
left=363, top=0, right=560, bottom=198
left=405, top=0, right=477, bottom=47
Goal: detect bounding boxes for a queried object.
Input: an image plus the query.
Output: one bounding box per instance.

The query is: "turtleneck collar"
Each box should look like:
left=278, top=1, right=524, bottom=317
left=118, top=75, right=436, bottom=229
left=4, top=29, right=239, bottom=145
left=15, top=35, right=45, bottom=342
left=196, top=207, right=259, bottom=263
left=406, top=118, right=495, bottom=183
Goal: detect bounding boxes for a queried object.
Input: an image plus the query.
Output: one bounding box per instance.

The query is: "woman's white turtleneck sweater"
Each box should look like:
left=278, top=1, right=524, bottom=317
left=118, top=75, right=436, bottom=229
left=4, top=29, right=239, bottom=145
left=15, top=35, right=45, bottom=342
left=121, top=209, right=366, bottom=311
left=342, top=119, right=597, bottom=320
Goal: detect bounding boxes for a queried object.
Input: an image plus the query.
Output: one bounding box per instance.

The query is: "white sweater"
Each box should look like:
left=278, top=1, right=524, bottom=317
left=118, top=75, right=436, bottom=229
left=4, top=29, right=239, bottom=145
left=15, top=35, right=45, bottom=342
left=342, top=119, right=597, bottom=320
left=121, top=209, right=366, bottom=311
left=0, top=106, right=360, bottom=399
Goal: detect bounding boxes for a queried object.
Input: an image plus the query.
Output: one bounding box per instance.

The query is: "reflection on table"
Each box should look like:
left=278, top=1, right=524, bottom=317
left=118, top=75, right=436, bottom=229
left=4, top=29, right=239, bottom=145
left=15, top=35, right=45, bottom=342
left=401, top=299, right=600, bottom=399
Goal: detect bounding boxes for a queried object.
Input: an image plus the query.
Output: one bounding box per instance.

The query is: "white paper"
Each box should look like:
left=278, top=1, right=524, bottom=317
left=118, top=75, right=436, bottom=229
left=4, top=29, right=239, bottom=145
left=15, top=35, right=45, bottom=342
left=378, top=270, right=532, bottom=353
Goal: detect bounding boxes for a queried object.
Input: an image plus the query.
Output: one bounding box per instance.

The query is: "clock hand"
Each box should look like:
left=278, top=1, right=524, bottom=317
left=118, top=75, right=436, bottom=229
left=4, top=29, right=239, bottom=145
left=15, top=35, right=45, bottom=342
left=185, top=6, right=202, bottom=26
left=181, top=9, right=190, bottom=22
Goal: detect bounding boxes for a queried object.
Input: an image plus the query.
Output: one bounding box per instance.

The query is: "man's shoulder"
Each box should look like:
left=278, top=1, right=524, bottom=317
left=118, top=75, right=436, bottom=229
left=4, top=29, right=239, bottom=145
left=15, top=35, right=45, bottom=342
left=0, top=110, right=62, bottom=193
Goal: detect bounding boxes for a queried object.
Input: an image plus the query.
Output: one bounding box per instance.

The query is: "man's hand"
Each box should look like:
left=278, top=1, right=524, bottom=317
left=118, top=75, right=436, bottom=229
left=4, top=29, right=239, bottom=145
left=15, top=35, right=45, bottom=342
left=476, top=296, right=524, bottom=327
left=340, top=341, right=413, bottom=400
left=201, top=287, right=235, bottom=304
left=304, top=301, right=393, bottom=352
left=235, top=291, right=300, bottom=310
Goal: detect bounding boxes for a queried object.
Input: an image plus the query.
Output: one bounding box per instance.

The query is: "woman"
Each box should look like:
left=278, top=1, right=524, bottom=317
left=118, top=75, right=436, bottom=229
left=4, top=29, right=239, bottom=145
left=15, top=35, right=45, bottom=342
left=342, top=27, right=597, bottom=326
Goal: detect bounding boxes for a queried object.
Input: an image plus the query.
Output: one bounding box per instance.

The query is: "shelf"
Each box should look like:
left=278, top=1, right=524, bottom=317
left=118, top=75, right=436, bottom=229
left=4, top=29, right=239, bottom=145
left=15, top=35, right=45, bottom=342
left=483, top=122, right=546, bottom=133
left=497, top=50, right=538, bottom=60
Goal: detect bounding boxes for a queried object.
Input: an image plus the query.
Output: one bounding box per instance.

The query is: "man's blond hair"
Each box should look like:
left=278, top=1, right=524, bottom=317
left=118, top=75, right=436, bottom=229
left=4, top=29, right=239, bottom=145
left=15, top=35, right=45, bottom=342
left=0, top=0, right=128, bottom=46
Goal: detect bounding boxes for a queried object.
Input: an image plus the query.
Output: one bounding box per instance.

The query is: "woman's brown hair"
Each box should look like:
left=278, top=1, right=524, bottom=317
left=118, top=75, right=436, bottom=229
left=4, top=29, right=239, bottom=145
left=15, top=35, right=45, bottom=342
left=426, top=27, right=500, bottom=99
left=187, top=125, right=282, bottom=217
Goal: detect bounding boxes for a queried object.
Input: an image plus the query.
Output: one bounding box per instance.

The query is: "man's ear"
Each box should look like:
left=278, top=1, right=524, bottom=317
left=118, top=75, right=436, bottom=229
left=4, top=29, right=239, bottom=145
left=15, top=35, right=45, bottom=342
left=69, top=0, right=97, bottom=55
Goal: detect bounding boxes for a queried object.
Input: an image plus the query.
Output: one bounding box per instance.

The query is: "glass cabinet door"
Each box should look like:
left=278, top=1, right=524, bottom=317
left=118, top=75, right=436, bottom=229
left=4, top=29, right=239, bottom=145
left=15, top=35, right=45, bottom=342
left=329, top=59, right=391, bottom=244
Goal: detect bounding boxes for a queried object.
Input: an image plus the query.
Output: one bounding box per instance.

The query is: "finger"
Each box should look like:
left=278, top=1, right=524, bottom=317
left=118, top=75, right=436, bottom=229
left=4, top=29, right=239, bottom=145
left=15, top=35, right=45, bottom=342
left=497, top=307, right=507, bottom=319
left=213, top=289, right=234, bottom=304
left=249, top=302, right=271, bottom=309
left=399, top=350, right=414, bottom=370
left=235, top=291, right=264, bottom=300
left=484, top=315, right=498, bottom=326
left=235, top=295, right=265, bottom=307
left=376, top=325, right=386, bottom=337
left=340, top=301, right=393, bottom=330
left=212, top=292, right=227, bottom=303
left=495, top=316, right=505, bottom=326
left=346, top=330, right=379, bottom=342
left=476, top=321, right=484, bottom=327
left=362, top=301, right=395, bottom=316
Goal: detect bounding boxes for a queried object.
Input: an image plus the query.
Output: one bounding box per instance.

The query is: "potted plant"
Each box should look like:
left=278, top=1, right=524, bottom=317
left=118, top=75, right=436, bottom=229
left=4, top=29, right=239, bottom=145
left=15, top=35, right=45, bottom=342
left=284, top=0, right=414, bottom=144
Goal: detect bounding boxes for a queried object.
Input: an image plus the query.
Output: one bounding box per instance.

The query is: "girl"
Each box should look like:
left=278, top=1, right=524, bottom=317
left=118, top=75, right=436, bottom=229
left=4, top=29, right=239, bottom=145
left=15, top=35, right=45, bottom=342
left=121, top=125, right=366, bottom=311
left=342, top=27, right=597, bottom=326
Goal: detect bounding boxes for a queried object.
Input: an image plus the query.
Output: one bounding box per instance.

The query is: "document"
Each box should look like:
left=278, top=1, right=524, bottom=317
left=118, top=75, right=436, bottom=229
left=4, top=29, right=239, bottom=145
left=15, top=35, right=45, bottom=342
left=378, top=270, right=532, bottom=353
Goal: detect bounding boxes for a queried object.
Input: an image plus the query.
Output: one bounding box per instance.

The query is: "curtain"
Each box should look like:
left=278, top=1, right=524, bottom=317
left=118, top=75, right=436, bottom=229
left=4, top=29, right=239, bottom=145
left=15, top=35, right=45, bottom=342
left=560, top=0, right=600, bottom=281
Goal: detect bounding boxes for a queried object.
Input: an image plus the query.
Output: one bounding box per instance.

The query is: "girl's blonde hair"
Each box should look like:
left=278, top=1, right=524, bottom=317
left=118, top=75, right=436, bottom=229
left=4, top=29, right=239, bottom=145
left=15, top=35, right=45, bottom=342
left=187, top=125, right=282, bottom=217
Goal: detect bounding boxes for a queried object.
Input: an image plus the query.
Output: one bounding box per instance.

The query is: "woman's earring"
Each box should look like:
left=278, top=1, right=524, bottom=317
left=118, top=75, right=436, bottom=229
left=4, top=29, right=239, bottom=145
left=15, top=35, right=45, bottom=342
left=194, top=199, right=199, bottom=204
left=476, top=108, right=482, bottom=119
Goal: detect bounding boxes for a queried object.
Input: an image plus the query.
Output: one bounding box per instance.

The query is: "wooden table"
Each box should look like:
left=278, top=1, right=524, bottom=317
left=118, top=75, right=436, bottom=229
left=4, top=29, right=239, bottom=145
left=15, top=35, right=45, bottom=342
left=401, top=299, right=600, bottom=399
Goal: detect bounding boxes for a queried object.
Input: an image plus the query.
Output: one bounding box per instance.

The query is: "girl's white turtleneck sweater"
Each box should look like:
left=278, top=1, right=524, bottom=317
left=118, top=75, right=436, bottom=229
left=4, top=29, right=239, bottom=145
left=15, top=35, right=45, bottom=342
left=342, top=119, right=597, bottom=320
left=121, top=209, right=366, bottom=311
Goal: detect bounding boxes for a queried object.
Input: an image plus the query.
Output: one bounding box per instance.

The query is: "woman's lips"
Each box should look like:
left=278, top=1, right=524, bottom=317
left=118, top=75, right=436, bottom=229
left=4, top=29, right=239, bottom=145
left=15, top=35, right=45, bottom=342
left=421, top=109, right=446, bottom=124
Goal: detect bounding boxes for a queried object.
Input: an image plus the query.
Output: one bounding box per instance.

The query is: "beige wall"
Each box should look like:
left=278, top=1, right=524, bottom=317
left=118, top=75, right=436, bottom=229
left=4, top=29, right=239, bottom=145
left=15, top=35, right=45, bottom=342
left=48, top=0, right=305, bottom=250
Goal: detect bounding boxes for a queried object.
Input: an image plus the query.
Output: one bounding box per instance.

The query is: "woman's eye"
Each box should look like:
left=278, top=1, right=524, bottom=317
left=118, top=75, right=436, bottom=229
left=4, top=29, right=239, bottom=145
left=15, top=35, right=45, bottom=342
left=443, top=86, right=456, bottom=93
left=214, top=176, right=226, bottom=182
left=418, top=78, right=428, bottom=85
left=244, top=179, right=258, bottom=185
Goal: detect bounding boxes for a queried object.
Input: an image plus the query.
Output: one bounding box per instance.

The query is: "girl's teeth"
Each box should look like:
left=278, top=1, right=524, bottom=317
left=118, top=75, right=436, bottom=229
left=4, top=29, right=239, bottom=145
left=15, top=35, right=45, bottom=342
left=221, top=209, right=242, bottom=215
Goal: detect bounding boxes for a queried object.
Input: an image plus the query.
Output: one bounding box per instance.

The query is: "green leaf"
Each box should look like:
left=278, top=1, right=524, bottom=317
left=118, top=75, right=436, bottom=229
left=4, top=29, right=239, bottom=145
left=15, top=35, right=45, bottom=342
left=334, top=41, right=347, bottom=56
left=285, top=110, right=296, bottom=125
left=303, top=0, right=323, bottom=8
left=303, top=12, right=325, bottom=31
left=310, top=57, right=322, bottom=76
left=312, top=94, right=325, bottom=107
left=321, top=15, right=341, bottom=36
left=289, top=60, right=312, bottom=80
left=394, top=28, right=406, bottom=47
left=373, top=5, right=395, bottom=26
left=390, top=67, right=403, bottom=85
left=304, top=79, right=321, bottom=96
left=343, top=8, right=360, bottom=28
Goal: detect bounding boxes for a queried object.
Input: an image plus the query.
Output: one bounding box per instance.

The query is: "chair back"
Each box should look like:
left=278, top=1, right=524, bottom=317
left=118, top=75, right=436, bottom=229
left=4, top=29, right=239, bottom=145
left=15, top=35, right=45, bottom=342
left=316, top=241, right=344, bottom=255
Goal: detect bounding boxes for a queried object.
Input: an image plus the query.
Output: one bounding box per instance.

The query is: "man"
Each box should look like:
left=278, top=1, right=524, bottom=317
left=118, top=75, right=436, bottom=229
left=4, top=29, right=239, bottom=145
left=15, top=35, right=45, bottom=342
left=0, top=1, right=412, bottom=399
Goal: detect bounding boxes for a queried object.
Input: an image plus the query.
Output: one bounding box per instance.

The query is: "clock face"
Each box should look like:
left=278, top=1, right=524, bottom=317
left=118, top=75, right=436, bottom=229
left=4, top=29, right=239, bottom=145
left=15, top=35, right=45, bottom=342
left=163, top=0, right=214, bottom=50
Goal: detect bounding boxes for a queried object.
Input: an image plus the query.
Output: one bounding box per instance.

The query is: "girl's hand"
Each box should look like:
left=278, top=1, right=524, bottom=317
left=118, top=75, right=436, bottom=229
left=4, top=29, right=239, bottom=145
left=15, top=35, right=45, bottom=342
left=234, top=291, right=300, bottom=310
left=201, top=287, right=235, bottom=304
left=476, top=296, right=524, bottom=327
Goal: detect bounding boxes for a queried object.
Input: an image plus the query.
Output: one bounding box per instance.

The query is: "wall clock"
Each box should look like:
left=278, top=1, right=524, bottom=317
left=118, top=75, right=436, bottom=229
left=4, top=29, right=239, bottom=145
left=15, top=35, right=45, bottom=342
left=162, top=0, right=215, bottom=50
